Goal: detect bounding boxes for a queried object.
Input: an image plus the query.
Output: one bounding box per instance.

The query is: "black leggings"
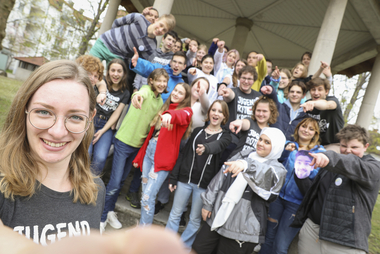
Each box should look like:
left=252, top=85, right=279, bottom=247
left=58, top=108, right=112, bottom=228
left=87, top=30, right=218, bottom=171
left=192, top=222, right=257, bottom=254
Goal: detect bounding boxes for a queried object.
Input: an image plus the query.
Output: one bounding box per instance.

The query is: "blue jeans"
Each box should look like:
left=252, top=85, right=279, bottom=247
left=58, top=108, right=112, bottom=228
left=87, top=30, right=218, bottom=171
left=259, top=197, right=301, bottom=254
left=166, top=182, right=206, bottom=248
left=128, top=168, right=142, bottom=193
left=88, top=117, right=114, bottom=175
left=139, top=139, right=169, bottom=225
left=101, top=138, right=139, bottom=222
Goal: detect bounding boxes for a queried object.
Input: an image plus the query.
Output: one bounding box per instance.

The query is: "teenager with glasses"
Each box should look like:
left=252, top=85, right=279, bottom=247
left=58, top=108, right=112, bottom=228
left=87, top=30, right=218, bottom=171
left=0, top=60, right=105, bottom=245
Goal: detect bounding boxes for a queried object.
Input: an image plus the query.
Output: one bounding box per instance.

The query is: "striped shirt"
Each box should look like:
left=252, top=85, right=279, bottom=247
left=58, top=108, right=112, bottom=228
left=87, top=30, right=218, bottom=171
left=100, top=13, right=157, bottom=60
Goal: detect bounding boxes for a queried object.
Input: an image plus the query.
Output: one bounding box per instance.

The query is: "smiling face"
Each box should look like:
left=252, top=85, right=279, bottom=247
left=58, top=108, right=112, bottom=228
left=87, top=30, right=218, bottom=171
left=196, top=49, right=206, bottom=61
left=88, top=71, right=99, bottom=86
left=340, top=139, right=369, bottom=158
left=226, top=52, right=236, bottom=66
left=293, top=64, right=305, bottom=79
left=151, top=75, right=168, bottom=96
left=256, top=134, right=272, bottom=157
left=302, top=54, right=311, bottom=66
left=201, top=56, right=214, bottom=75
left=170, top=84, right=186, bottom=104
left=247, top=52, right=258, bottom=67
left=235, top=60, right=246, bottom=75
left=26, top=80, right=91, bottom=168
left=109, top=63, right=124, bottom=85
left=255, top=102, right=270, bottom=126
left=152, top=20, right=169, bottom=36
left=162, top=34, right=175, bottom=52
left=310, top=84, right=328, bottom=100
left=208, top=102, right=225, bottom=128
left=239, top=72, right=254, bottom=94
left=173, top=41, right=182, bottom=53
left=288, top=85, right=304, bottom=105
left=298, top=122, right=316, bottom=144
left=170, top=55, right=186, bottom=76
left=279, top=71, right=290, bottom=89
left=144, top=9, right=159, bottom=23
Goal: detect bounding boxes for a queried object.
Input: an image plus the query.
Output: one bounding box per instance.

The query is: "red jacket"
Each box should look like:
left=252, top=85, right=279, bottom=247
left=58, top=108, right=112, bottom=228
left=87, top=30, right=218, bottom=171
left=133, top=103, right=193, bottom=173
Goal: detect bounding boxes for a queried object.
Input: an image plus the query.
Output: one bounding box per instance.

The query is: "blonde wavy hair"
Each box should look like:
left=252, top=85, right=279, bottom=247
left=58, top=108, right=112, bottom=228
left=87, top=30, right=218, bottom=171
left=0, top=60, right=99, bottom=205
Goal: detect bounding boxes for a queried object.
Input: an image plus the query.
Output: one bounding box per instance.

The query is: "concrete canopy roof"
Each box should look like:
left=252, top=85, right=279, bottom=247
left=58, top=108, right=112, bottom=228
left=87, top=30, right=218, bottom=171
left=123, top=0, right=380, bottom=77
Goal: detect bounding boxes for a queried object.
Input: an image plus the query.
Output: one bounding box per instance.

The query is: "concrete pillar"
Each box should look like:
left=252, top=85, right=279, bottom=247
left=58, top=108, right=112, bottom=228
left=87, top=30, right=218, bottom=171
left=230, top=17, right=253, bottom=54
left=98, top=0, right=121, bottom=36
left=308, top=0, right=348, bottom=75
left=356, top=45, right=380, bottom=129
left=153, top=0, right=174, bottom=45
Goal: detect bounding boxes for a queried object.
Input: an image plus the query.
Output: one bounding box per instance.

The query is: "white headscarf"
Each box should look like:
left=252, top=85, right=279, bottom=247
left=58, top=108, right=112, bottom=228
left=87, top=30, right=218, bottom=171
left=211, top=127, right=285, bottom=231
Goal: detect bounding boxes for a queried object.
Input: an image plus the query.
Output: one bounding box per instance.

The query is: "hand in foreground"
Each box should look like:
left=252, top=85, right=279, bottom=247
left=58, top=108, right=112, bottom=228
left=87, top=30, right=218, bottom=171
left=223, top=160, right=245, bottom=177
left=309, top=153, right=330, bottom=169
left=132, top=94, right=144, bottom=109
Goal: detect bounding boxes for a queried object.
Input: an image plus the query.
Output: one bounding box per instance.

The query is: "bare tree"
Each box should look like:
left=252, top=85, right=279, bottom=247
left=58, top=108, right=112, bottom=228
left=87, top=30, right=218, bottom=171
left=0, top=0, right=16, bottom=50
left=77, top=0, right=109, bottom=57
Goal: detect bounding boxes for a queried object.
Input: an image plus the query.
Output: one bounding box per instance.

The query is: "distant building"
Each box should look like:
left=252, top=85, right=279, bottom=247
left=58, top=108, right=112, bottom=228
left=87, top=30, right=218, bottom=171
left=2, top=0, right=98, bottom=72
left=13, top=56, right=48, bottom=80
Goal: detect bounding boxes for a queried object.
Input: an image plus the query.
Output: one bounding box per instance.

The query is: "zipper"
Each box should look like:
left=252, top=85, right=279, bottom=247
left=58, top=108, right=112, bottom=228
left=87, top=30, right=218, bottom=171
left=188, top=130, right=203, bottom=184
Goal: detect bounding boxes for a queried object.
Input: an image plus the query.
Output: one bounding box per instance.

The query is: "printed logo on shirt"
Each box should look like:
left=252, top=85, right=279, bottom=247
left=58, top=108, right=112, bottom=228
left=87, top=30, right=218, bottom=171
left=307, top=113, right=328, bottom=133
left=13, top=220, right=91, bottom=246
left=243, top=129, right=260, bottom=151
left=98, top=91, right=120, bottom=112
left=236, top=96, right=258, bottom=120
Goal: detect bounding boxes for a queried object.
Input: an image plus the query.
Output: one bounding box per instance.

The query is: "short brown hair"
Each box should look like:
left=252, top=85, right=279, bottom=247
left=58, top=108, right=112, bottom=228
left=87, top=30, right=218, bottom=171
left=293, top=118, right=320, bottom=149
left=76, top=55, right=104, bottom=82
left=205, top=100, right=229, bottom=126
left=289, top=80, right=307, bottom=94
left=307, top=77, right=331, bottom=92
left=159, top=14, right=176, bottom=31
left=148, top=68, right=169, bottom=94
left=251, top=96, right=278, bottom=125
left=336, top=124, right=369, bottom=145
left=238, top=65, right=258, bottom=82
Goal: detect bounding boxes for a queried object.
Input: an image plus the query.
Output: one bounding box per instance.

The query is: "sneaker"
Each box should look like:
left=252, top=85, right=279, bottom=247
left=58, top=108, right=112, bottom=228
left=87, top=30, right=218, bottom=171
left=107, top=211, right=122, bottom=229
left=154, top=201, right=165, bottom=215
left=179, top=212, right=187, bottom=227
left=129, top=192, right=141, bottom=209
left=125, top=191, right=132, bottom=201
left=100, top=222, right=106, bottom=234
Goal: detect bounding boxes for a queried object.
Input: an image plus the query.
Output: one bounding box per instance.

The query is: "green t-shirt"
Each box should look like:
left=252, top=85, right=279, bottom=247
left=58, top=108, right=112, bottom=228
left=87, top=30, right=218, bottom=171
left=115, top=85, right=163, bottom=148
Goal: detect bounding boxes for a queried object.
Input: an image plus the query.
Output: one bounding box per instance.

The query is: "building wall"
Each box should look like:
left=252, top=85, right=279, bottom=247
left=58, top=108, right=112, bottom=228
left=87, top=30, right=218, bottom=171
left=3, top=0, right=96, bottom=70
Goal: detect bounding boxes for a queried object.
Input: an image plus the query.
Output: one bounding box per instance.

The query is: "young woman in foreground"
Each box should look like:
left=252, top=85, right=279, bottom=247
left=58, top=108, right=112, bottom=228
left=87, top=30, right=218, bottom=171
left=0, top=60, right=105, bottom=245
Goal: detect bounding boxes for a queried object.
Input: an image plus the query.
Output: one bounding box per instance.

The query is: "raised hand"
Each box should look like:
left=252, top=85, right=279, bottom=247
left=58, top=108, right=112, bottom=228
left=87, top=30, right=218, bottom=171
left=131, top=47, right=139, bottom=67
left=300, top=101, right=315, bottom=113
left=320, top=61, right=329, bottom=69
left=223, top=160, right=245, bottom=177
left=220, top=87, right=230, bottom=98
left=285, top=142, right=296, bottom=151
left=189, top=68, right=197, bottom=76
left=132, top=94, right=144, bottom=109
left=160, top=113, right=172, bottom=130
left=256, top=54, right=264, bottom=62
left=271, top=66, right=280, bottom=80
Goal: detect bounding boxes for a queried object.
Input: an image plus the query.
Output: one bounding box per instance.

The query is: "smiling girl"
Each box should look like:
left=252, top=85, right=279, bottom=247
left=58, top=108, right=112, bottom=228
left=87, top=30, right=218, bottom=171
left=0, top=60, right=104, bottom=244
left=213, top=41, right=240, bottom=83
left=166, top=100, right=231, bottom=248
left=259, top=118, right=325, bottom=254
left=132, top=83, right=193, bottom=225
left=188, top=55, right=219, bottom=103
left=88, top=59, right=130, bottom=175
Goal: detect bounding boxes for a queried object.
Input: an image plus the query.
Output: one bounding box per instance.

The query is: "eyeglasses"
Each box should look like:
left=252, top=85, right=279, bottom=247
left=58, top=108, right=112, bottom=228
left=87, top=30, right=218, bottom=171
left=25, top=108, right=91, bottom=134
left=240, top=77, right=254, bottom=82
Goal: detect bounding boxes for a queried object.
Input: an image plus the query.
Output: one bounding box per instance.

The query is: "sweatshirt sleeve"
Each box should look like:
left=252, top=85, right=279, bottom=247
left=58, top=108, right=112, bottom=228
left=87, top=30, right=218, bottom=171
left=324, top=151, right=380, bottom=190
left=204, top=132, right=232, bottom=155
left=242, top=159, right=287, bottom=202
left=130, top=58, right=163, bottom=78
left=208, top=42, right=218, bottom=56
left=163, top=107, right=193, bottom=126
left=112, top=13, right=137, bottom=28
left=213, top=50, right=224, bottom=78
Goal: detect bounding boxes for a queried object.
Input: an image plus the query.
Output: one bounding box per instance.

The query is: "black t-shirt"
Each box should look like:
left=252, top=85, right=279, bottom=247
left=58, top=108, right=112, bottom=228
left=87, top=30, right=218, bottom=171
left=96, top=88, right=130, bottom=118
left=306, top=96, right=344, bottom=145
left=190, top=131, right=218, bottom=185
left=224, top=87, right=261, bottom=143
left=230, top=118, right=261, bottom=158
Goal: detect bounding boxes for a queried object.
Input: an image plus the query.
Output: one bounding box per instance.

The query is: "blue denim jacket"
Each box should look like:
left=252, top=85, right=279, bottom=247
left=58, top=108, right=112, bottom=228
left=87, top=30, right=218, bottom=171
left=279, top=142, right=326, bottom=205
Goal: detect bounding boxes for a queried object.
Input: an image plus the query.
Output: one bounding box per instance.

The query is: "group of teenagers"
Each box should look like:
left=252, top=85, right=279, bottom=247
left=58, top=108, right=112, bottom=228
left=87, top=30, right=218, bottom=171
left=0, top=6, right=379, bottom=254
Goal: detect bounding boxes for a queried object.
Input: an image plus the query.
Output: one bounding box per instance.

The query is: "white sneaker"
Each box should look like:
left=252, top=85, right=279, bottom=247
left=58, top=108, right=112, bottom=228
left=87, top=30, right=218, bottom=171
left=100, top=221, right=106, bottom=234
left=107, top=211, right=122, bottom=229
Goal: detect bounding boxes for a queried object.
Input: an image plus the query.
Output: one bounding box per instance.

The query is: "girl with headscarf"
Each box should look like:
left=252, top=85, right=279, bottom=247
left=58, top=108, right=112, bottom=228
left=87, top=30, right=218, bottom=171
left=192, top=127, right=287, bottom=254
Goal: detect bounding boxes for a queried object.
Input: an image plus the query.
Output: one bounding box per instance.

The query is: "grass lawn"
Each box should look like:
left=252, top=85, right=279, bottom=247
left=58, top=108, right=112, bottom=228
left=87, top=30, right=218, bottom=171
left=0, top=76, right=379, bottom=252
left=0, top=76, right=23, bottom=128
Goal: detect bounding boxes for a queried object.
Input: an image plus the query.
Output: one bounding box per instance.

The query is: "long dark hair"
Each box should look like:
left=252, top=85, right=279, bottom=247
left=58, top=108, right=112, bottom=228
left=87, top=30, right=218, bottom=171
left=105, top=58, right=128, bottom=92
